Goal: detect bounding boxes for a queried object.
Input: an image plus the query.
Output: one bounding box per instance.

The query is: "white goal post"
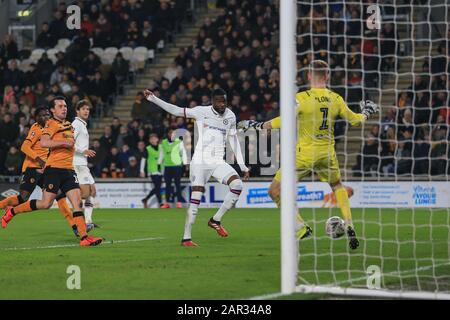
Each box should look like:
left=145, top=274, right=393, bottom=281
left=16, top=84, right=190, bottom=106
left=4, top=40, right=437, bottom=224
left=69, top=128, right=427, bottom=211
left=280, top=0, right=450, bottom=299
left=280, top=0, right=298, bottom=295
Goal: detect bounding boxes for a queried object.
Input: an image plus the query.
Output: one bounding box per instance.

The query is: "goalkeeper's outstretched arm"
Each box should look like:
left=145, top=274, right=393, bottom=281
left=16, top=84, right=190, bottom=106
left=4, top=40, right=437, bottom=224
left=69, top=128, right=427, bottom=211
left=143, top=89, right=190, bottom=118
left=237, top=100, right=379, bottom=131
left=237, top=117, right=279, bottom=132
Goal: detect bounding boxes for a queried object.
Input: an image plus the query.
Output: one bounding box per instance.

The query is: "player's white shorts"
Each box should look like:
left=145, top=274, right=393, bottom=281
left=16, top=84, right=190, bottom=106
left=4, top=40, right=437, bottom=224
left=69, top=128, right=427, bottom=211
left=74, top=165, right=95, bottom=185
left=190, top=162, right=238, bottom=186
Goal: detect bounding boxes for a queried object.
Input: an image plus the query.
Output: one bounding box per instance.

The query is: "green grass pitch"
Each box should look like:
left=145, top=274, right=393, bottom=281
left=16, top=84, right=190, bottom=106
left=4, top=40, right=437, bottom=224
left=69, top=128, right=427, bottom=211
left=0, top=208, right=449, bottom=299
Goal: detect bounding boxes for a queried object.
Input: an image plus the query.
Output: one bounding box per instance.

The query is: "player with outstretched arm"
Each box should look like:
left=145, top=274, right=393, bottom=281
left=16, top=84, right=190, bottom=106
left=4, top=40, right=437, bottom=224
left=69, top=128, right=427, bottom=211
left=143, top=88, right=250, bottom=247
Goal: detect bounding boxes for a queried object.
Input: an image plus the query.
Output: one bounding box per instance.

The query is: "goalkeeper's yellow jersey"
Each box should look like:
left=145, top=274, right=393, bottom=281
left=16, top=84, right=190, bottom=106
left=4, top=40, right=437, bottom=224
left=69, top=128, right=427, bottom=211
left=270, top=87, right=365, bottom=149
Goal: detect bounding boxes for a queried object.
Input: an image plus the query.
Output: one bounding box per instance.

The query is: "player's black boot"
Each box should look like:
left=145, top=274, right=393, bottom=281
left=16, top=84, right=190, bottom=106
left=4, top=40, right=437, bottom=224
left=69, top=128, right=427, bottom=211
left=347, top=226, right=359, bottom=250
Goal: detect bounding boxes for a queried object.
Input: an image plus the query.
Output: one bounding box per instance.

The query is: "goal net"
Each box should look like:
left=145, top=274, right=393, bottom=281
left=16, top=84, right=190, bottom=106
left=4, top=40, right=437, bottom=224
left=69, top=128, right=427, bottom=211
left=290, top=0, right=450, bottom=299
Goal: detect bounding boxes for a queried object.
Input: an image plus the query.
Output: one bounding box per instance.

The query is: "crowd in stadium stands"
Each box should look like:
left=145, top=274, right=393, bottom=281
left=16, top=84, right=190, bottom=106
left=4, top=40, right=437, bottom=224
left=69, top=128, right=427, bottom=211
left=355, top=36, right=449, bottom=177
left=101, top=0, right=282, bottom=178
left=1, top=0, right=449, bottom=179
left=0, top=0, right=188, bottom=176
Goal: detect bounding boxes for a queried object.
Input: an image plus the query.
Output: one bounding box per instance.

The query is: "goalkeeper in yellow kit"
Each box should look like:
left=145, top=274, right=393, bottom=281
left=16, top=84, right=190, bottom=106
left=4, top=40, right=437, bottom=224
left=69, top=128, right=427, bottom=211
left=238, top=60, right=379, bottom=250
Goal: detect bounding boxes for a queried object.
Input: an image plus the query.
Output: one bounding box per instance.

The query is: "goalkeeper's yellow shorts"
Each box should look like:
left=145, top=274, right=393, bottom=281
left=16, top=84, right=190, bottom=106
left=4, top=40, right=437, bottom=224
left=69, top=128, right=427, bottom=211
left=274, top=146, right=341, bottom=184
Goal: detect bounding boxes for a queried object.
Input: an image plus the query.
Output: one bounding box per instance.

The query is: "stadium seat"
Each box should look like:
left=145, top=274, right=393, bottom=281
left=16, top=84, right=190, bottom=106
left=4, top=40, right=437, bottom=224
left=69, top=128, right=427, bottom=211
left=148, top=49, right=155, bottom=60
left=102, top=52, right=115, bottom=65
left=102, top=47, right=118, bottom=64
left=133, top=46, right=148, bottom=56
left=105, top=47, right=119, bottom=56
left=131, top=51, right=147, bottom=71
left=30, top=48, right=45, bottom=62
left=18, top=58, right=32, bottom=72
left=131, top=47, right=149, bottom=70
left=119, top=47, right=133, bottom=61
left=57, top=38, right=71, bottom=50
left=157, top=40, right=164, bottom=52
left=46, top=48, right=59, bottom=63
left=91, top=47, right=104, bottom=58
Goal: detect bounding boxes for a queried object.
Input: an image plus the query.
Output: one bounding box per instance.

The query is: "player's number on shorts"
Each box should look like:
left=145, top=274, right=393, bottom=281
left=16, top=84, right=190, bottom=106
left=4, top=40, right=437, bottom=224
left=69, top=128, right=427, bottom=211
left=319, top=107, right=329, bottom=130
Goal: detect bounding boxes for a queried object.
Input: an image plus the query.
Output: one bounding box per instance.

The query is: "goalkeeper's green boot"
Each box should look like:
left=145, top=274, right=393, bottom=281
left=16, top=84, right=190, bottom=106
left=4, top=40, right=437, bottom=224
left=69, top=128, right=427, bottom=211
left=297, top=224, right=313, bottom=240
left=347, top=226, right=360, bottom=250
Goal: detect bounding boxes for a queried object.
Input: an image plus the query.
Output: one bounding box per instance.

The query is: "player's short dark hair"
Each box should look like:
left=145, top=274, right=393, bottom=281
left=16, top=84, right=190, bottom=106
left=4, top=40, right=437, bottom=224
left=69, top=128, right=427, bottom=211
left=49, top=96, right=67, bottom=109
left=309, top=60, right=329, bottom=78
left=75, top=99, right=92, bottom=111
left=34, top=107, right=48, bottom=118
left=211, top=88, right=227, bottom=99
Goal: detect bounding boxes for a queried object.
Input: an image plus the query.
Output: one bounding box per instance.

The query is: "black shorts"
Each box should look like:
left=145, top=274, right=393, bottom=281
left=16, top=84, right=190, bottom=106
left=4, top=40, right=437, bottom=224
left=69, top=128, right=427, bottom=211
left=42, top=167, right=80, bottom=194
left=19, top=168, right=44, bottom=193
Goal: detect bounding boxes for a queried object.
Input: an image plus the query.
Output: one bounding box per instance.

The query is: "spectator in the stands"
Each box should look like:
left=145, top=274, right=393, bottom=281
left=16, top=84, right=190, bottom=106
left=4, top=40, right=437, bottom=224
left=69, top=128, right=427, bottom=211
left=395, top=138, right=412, bottom=175
left=111, top=116, right=122, bottom=143
left=87, top=71, right=109, bottom=105
left=49, top=10, right=66, bottom=40
left=3, top=60, right=23, bottom=90
left=67, top=29, right=91, bottom=66
left=81, top=13, right=95, bottom=37
left=5, top=146, right=22, bottom=176
left=430, top=117, right=448, bottom=175
left=82, top=51, right=102, bottom=76
left=118, top=144, right=132, bottom=169
left=381, top=107, right=396, bottom=133
left=380, top=23, right=397, bottom=71
left=431, top=45, right=447, bottom=75
left=131, top=91, right=152, bottom=121
left=50, top=64, right=65, bottom=85
left=397, top=91, right=410, bottom=109
left=414, top=91, right=431, bottom=124
left=36, top=22, right=56, bottom=49
left=36, top=52, right=54, bottom=83
left=116, top=125, right=135, bottom=150
left=111, top=52, right=130, bottom=87
left=413, top=128, right=431, bottom=175
left=89, top=139, right=106, bottom=177
left=124, top=156, right=140, bottom=177
left=432, top=91, right=448, bottom=123
left=380, top=127, right=396, bottom=176
left=10, top=103, right=25, bottom=124
left=361, top=133, right=380, bottom=175
left=92, top=27, right=110, bottom=48
left=0, top=35, right=19, bottom=61
left=141, top=20, right=159, bottom=49
left=99, top=125, right=114, bottom=153
left=134, top=140, right=147, bottom=164
left=0, top=113, right=19, bottom=146
left=154, top=1, right=174, bottom=36
left=105, top=146, right=122, bottom=171
left=124, top=20, right=140, bottom=47
left=398, top=108, right=414, bottom=139
left=23, top=63, right=39, bottom=87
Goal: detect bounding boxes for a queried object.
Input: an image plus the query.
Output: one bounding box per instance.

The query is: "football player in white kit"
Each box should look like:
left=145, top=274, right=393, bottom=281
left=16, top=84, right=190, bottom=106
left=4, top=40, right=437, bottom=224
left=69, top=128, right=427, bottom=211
left=144, top=88, right=250, bottom=247
left=72, top=100, right=98, bottom=231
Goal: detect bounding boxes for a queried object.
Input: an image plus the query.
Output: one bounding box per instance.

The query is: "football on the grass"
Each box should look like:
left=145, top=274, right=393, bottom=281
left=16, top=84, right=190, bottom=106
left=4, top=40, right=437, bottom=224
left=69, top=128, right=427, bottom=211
left=325, top=216, right=346, bottom=239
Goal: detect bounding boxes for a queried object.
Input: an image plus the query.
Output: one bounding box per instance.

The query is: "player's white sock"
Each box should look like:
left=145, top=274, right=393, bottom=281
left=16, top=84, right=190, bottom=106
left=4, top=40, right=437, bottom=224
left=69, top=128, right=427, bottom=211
left=183, top=191, right=202, bottom=240
left=213, top=179, right=243, bottom=222
left=84, top=197, right=94, bottom=224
